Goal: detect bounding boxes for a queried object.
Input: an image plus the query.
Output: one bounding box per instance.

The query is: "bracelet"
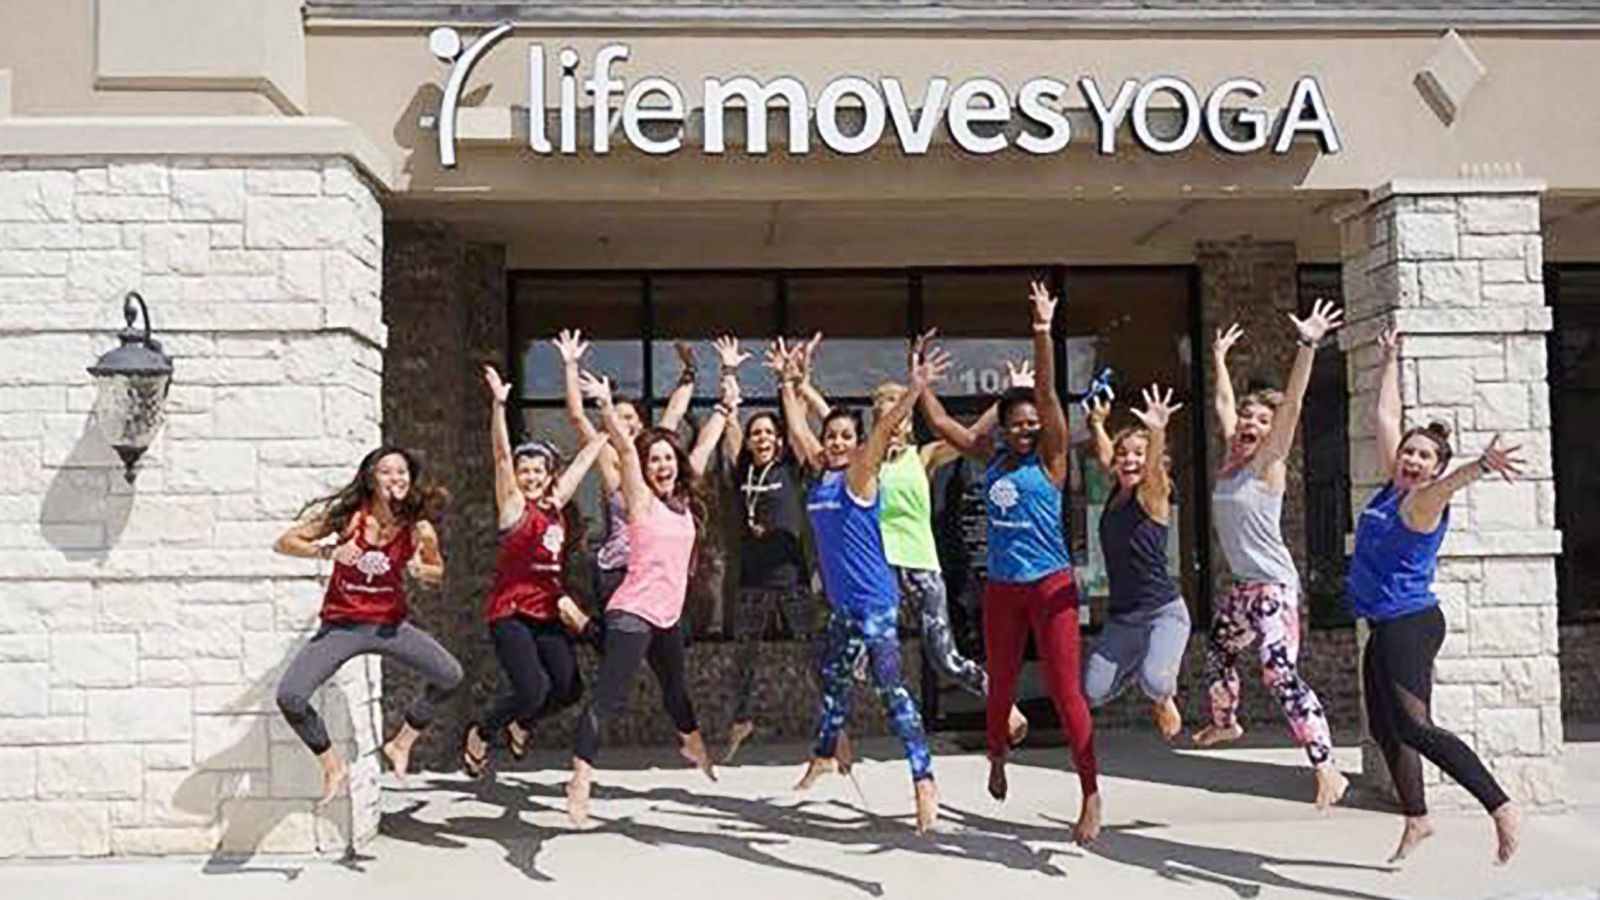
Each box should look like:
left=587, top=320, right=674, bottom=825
left=677, top=369, right=697, bottom=386
left=1032, top=323, right=1051, bottom=334
left=1298, top=337, right=1320, bottom=350
left=317, top=544, right=334, bottom=560
left=1476, top=456, right=1493, bottom=476
left=714, top=403, right=734, bottom=417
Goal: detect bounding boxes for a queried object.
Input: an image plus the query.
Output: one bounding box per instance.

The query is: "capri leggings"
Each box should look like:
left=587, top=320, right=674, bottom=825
left=276, top=621, right=463, bottom=754
left=574, top=610, right=698, bottom=764
left=481, top=615, right=582, bottom=742
left=894, top=567, right=987, bottom=698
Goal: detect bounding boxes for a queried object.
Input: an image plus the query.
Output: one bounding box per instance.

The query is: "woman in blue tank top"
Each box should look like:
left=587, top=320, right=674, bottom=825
left=1354, top=327, right=1525, bottom=865
left=1082, top=384, right=1191, bottom=740
left=919, top=280, right=1102, bottom=846
left=775, top=334, right=946, bottom=835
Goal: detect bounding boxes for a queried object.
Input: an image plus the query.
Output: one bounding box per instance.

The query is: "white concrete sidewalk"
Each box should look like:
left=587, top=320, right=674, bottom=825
left=3, top=730, right=1598, bottom=900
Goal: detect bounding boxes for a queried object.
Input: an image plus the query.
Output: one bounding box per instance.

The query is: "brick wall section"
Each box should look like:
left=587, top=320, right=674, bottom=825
left=1195, top=238, right=1310, bottom=597
left=1338, top=184, right=1563, bottom=808
left=0, top=155, right=385, bottom=857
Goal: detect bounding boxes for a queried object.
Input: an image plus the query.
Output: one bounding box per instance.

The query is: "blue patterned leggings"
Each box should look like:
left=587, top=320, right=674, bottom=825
left=813, top=605, right=933, bottom=782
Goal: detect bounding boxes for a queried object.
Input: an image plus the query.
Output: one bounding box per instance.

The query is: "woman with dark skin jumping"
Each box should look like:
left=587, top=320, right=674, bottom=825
left=461, top=365, right=608, bottom=776
left=1354, top=327, right=1522, bottom=864
left=920, top=281, right=1102, bottom=845
left=273, top=447, right=458, bottom=802
left=564, top=364, right=734, bottom=826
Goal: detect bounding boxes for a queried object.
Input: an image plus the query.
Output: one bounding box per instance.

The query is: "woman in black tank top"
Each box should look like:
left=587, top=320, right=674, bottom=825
left=1082, top=384, right=1192, bottom=740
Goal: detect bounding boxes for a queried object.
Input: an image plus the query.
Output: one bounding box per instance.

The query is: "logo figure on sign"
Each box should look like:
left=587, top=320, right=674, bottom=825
left=429, top=21, right=514, bottom=168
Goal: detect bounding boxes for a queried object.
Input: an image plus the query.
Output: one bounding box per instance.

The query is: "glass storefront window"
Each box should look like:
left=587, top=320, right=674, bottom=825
left=651, top=275, right=780, bottom=399
left=514, top=276, right=643, bottom=400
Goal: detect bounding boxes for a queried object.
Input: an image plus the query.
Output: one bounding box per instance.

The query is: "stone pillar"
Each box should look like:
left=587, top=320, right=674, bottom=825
left=1195, top=238, right=1309, bottom=592
left=1338, top=181, right=1562, bottom=807
left=379, top=222, right=507, bottom=770
left=0, top=154, right=386, bottom=856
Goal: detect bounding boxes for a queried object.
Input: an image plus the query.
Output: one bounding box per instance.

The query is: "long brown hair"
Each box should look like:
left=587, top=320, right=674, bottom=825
left=634, top=427, right=708, bottom=532
left=297, top=445, right=449, bottom=536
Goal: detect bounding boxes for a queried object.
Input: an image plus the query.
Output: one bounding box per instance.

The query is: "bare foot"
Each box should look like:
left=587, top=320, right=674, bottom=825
left=1151, top=698, right=1182, bottom=741
left=566, top=759, right=593, bottom=827
left=1492, top=802, right=1520, bottom=865
left=987, top=757, right=1008, bottom=801
left=679, top=730, right=717, bottom=782
left=914, top=779, right=939, bottom=835
left=1007, top=706, right=1030, bottom=748
left=836, top=731, right=854, bottom=777
left=1388, top=815, right=1434, bottom=863
left=1192, top=723, right=1244, bottom=748
left=382, top=738, right=413, bottom=786
left=316, top=750, right=348, bottom=804
left=1314, top=764, right=1349, bottom=811
left=724, top=720, right=755, bottom=764
left=795, top=757, right=836, bottom=791
left=1075, top=791, right=1103, bottom=845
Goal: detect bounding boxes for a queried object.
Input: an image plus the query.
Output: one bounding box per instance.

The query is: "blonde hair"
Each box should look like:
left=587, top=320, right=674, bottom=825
left=1238, top=388, right=1284, bottom=416
left=872, top=382, right=907, bottom=407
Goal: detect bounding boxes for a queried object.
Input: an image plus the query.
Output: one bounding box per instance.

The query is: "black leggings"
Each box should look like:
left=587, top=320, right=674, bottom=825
left=481, top=615, right=582, bottom=742
left=574, top=611, right=698, bottom=764
left=1363, top=606, right=1510, bottom=816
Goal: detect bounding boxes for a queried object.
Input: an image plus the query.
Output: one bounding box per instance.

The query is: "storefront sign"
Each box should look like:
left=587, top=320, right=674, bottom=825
left=431, top=25, right=1340, bottom=167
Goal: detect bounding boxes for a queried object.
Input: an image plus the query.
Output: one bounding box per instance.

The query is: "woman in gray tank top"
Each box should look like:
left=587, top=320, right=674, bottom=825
left=1201, top=299, right=1348, bottom=810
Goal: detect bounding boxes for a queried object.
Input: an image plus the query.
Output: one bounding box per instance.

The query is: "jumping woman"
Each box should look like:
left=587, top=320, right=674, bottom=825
left=461, top=366, right=609, bottom=777
left=1200, top=299, right=1347, bottom=808
left=1355, top=327, right=1522, bottom=864
left=801, top=339, right=1032, bottom=746
left=715, top=336, right=820, bottom=763
left=555, top=330, right=697, bottom=606
left=920, top=281, right=1101, bottom=845
left=1083, top=384, right=1190, bottom=740
left=783, top=335, right=946, bottom=835
left=273, top=447, right=460, bottom=801
left=564, top=367, right=733, bottom=826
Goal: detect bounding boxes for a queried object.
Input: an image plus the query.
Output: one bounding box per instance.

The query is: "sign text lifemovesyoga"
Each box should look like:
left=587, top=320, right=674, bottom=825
left=431, top=25, right=1341, bottom=167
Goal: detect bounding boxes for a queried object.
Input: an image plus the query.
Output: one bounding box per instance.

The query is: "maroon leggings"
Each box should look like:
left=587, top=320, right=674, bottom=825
left=984, top=570, right=1099, bottom=797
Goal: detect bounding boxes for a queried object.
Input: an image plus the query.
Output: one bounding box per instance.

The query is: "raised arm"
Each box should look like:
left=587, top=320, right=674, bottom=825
left=483, top=365, right=527, bottom=530
left=407, top=520, right=445, bottom=585
left=922, top=356, right=1026, bottom=471
left=1130, top=384, right=1183, bottom=523
left=579, top=371, right=652, bottom=522
left=712, top=337, right=750, bottom=467
left=773, top=340, right=823, bottom=472
left=850, top=341, right=948, bottom=499
left=1259, top=299, right=1343, bottom=465
left=689, top=376, right=736, bottom=476
left=1027, top=280, right=1070, bottom=483
left=555, top=330, right=622, bottom=493
left=550, top=432, right=609, bottom=509
left=658, top=341, right=697, bottom=433
left=794, top=333, right=832, bottom=422
left=1374, top=328, right=1404, bottom=477
left=1212, top=323, right=1243, bottom=442
left=1402, top=434, right=1525, bottom=533
left=1086, top=394, right=1115, bottom=472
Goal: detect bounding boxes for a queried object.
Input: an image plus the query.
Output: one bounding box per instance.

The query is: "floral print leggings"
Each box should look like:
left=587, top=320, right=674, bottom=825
left=815, top=604, right=933, bottom=781
left=1204, top=582, right=1333, bottom=767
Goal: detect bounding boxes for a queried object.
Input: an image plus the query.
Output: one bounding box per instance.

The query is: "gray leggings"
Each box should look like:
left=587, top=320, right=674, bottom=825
left=1083, top=597, right=1191, bottom=707
left=276, top=621, right=464, bottom=754
left=894, top=566, right=987, bottom=699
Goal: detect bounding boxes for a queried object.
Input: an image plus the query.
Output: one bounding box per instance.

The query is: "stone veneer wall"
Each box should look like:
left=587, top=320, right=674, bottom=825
left=1338, top=183, right=1563, bottom=807
left=0, top=155, right=385, bottom=857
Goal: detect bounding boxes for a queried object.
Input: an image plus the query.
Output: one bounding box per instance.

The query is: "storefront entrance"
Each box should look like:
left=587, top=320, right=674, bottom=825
left=508, top=265, right=1201, bottom=728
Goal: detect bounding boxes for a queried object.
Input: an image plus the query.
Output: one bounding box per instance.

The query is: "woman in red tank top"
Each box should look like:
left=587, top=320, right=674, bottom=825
left=272, top=446, right=459, bottom=802
left=461, top=366, right=609, bottom=777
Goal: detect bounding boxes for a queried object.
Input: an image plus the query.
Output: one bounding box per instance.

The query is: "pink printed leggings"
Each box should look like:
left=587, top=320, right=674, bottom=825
left=1203, top=582, right=1333, bottom=767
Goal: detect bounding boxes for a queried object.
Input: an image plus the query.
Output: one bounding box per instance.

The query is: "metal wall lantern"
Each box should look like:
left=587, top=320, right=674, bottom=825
left=87, top=291, right=173, bottom=483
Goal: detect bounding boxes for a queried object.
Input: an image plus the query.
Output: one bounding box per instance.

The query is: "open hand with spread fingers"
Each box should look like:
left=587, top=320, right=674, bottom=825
left=1131, top=384, right=1184, bottom=431
left=482, top=365, right=511, bottom=404
left=714, top=335, right=750, bottom=370
left=910, top=341, right=952, bottom=392
left=1213, top=323, right=1244, bottom=359
left=797, top=332, right=823, bottom=383
left=1291, top=298, right=1344, bottom=346
left=1479, top=434, right=1527, bottom=480
left=1377, top=326, right=1403, bottom=357
left=1028, top=279, right=1058, bottom=327
left=553, top=329, right=589, bottom=366
left=1006, top=358, right=1035, bottom=390
left=576, top=370, right=613, bottom=406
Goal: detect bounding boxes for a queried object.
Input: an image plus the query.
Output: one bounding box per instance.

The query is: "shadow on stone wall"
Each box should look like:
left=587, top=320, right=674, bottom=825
left=39, top=417, right=132, bottom=561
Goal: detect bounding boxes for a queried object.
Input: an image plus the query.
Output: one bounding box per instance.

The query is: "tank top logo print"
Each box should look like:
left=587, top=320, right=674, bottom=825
left=542, top=523, right=565, bottom=556
left=354, top=549, right=392, bottom=582
left=988, top=477, right=1020, bottom=512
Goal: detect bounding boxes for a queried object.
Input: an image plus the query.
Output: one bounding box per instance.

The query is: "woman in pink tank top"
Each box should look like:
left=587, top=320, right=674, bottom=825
left=563, top=364, right=735, bottom=827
